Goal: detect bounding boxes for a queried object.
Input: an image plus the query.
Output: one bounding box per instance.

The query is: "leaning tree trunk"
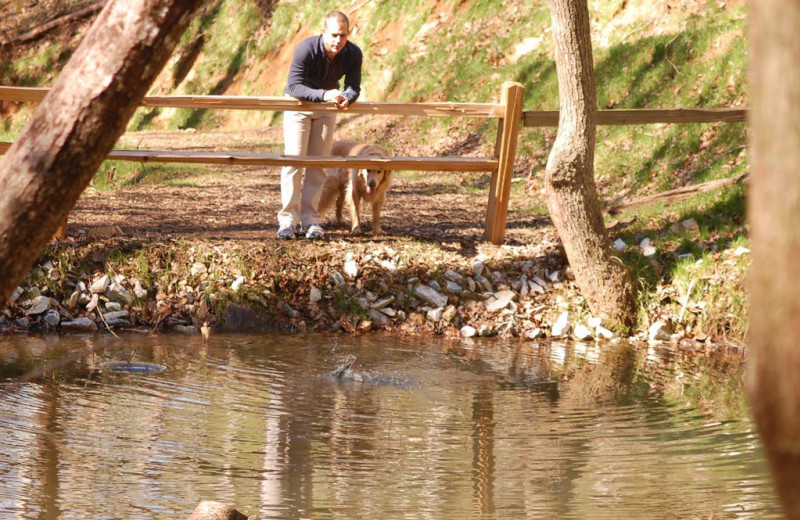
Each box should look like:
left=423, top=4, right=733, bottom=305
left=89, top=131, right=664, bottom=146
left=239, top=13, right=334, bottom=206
left=544, top=0, right=636, bottom=330
left=0, top=0, right=204, bottom=304
left=747, top=0, right=800, bottom=517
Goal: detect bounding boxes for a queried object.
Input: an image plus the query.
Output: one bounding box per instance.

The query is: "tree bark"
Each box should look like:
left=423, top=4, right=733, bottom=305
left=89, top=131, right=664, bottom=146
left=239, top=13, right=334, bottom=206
left=747, top=1, right=800, bottom=517
left=544, top=0, right=636, bottom=330
left=0, top=0, right=204, bottom=304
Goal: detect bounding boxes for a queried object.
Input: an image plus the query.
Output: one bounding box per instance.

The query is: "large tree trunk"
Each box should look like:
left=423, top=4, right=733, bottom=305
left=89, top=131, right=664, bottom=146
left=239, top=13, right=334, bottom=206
left=747, top=0, right=800, bottom=517
left=0, top=0, right=203, bottom=304
left=544, top=0, right=636, bottom=330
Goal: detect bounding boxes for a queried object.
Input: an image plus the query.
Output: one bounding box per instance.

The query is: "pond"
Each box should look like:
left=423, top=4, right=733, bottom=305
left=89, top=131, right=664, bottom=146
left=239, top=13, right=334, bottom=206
left=0, top=333, right=781, bottom=519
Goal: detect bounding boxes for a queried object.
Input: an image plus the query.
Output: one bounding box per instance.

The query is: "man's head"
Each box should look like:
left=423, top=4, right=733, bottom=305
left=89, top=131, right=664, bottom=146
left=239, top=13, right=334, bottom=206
left=322, top=11, right=349, bottom=58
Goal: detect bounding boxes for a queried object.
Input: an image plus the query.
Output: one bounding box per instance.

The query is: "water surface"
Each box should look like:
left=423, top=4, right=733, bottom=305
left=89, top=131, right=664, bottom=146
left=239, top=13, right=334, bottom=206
left=0, top=333, right=781, bottom=519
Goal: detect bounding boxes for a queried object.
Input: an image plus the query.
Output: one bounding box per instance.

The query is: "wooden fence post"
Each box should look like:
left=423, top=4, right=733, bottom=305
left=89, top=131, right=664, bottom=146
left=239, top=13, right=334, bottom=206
left=484, top=81, right=523, bottom=244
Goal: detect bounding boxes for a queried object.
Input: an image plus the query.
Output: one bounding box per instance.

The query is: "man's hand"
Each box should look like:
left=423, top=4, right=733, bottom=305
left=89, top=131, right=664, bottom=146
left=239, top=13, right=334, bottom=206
left=336, top=97, right=350, bottom=108
left=323, top=89, right=342, bottom=103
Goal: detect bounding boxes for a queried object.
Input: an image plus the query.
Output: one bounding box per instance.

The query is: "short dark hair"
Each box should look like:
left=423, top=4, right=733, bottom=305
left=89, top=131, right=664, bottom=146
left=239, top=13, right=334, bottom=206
left=324, top=11, right=349, bottom=30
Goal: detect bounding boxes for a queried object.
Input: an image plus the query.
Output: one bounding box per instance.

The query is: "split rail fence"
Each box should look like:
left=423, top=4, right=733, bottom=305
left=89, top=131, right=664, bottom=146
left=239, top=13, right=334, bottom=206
left=0, top=84, right=746, bottom=244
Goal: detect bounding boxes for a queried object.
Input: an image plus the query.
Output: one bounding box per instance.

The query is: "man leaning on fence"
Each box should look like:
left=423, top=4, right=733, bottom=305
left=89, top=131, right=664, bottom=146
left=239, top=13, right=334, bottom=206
left=276, top=10, right=362, bottom=240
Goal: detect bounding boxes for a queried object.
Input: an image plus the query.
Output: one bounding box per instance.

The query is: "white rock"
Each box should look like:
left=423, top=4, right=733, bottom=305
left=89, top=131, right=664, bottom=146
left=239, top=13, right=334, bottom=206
left=486, top=290, right=515, bottom=312
left=648, top=321, right=672, bottom=342
left=427, top=307, right=444, bottom=322
left=380, top=307, right=397, bottom=317
left=90, top=275, right=110, bottom=294
left=231, top=276, right=245, bottom=292
left=574, top=323, right=594, bottom=341
left=414, top=284, right=448, bottom=308
left=309, top=287, right=322, bottom=303
left=734, top=246, right=750, bottom=257
left=548, top=270, right=561, bottom=282
left=461, top=325, right=478, bottom=338
left=105, top=302, right=122, bottom=312
left=529, top=280, right=545, bottom=294
left=133, top=280, right=148, bottom=299
left=85, top=294, right=99, bottom=313
left=442, top=305, right=457, bottom=323
left=103, top=310, right=130, bottom=321
left=587, top=316, right=602, bottom=328
left=445, top=280, right=463, bottom=293
left=67, top=291, right=81, bottom=310
left=639, top=237, right=657, bottom=257
left=613, top=238, right=628, bottom=251
left=525, top=328, right=544, bottom=339
left=596, top=326, right=614, bottom=340
left=372, top=296, right=395, bottom=310
left=444, top=270, right=464, bottom=282
left=190, top=262, right=207, bottom=277
left=344, top=259, right=358, bottom=278
left=106, top=283, right=133, bottom=305
left=76, top=281, right=87, bottom=292
left=551, top=311, right=571, bottom=337
left=473, top=261, right=485, bottom=277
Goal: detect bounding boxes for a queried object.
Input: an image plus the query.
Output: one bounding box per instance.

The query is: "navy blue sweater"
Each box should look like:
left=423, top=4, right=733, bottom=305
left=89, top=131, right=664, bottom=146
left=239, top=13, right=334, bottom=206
left=284, top=35, right=362, bottom=104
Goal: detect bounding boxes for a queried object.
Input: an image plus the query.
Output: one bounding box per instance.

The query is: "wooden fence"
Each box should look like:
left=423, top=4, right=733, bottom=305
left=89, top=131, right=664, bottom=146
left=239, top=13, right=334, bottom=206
left=0, top=84, right=746, bottom=244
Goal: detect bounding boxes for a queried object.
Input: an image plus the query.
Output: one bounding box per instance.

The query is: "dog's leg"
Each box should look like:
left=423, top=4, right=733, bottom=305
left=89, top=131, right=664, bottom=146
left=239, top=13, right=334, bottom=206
left=372, top=191, right=386, bottom=235
left=335, top=182, right=346, bottom=226
left=348, top=171, right=362, bottom=235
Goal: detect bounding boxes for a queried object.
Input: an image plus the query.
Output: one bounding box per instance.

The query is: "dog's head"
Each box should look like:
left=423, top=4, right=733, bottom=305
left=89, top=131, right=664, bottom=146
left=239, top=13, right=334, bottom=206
left=358, top=168, right=390, bottom=195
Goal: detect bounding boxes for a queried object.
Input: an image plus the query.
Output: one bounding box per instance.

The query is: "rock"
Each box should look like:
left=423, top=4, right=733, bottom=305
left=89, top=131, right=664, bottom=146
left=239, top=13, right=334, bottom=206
left=478, top=324, right=493, bottom=337
left=397, top=310, right=407, bottom=321
left=548, top=270, right=561, bottom=282
left=10, top=287, right=24, bottom=303
left=231, top=276, right=245, bottom=292
left=133, top=280, right=148, bottom=299
left=473, top=261, right=485, bottom=277
left=486, top=290, right=515, bottom=312
left=427, top=307, right=444, bottom=322
left=106, top=283, right=133, bottom=305
left=444, top=270, right=464, bottom=283
left=187, top=500, right=248, bottom=520
left=491, top=271, right=502, bottom=284
left=67, top=291, right=81, bottom=310
left=380, top=307, right=397, bottom=317
left=587, top=316, right=602, bottom=328
left=105, top=319, right=131, bottom=328
left=413, top=284, right=448, bottom=308
left=14, top=317, right=30, bottom=330
left=734, top=246, right=750, bottom=257
left=90, top=275, right=110, bottom=294
left=344, top=259, right=358, bottom=278
left=190, top=262, right=207, bottom=277
left=639, top=237, right=657, bottom=257
left=43, top=310, right=61, bottom=327
left=429, top=280, right=442, bottom=292
left=309, top=287, right=322, bottom=303
left=76, top=281, right=87, bottom=292
left=172, top=325, right=199, bottom=334
left=27, top=296, right=51, bottom=316
left=278, top=301, right=299, bottom=318
left=372, top=296, right=395, bottom=310
left=445, top=280, right=463, bottom=293
left=529, top=280, right=545, bottom=294
left=104, top=302, right=122, bottom=312
left=596, top=326, right=614, bottom=340
left=649, top=321, right=672, bottom=342
left=518, top=275, right=529, bottom=297
left=613, top=238, right=628, bottom=251
left=551, top=311, right=571, bottom=337
left=28, top=287, right=41, bottom=298
left=85, top=294, right=99, bottom=313
left=682, top=218, right=700, bottom=232
left=103, top=310, right=130, bottom=321
left=332, top=271, right=346, bottom=287
left=377, top=259, right=398, bottom=273
left=78, top=292, right=92, bottom=306
left=461, top=325, right=478, bottom=338
left=442, top=305, right=457, bottom=323
left=525, top=328, right=544, bottom=339
left=467, top=277, right=476, bottom=292
left=521, top=260, right=534, bottom=274
left=474, top=274, right=492, bottom=292
left=61, top=317, right=97, bottom=332
left=47, top=268, right=60, bottom=282
left=368, top=309, right=388, bottom=325
left=574, top=323, right=593, bottom=341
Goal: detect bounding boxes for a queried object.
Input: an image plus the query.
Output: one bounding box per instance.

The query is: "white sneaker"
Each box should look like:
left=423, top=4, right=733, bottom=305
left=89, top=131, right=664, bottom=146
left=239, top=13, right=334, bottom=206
left=276, top=225, right=296, bottom=240
left=304, top=224, right=325, bottom=240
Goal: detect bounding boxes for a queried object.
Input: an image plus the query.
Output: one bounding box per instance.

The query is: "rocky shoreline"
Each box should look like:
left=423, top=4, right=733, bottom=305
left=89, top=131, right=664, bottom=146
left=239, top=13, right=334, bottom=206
left=0, top=235, right=740, bottom=353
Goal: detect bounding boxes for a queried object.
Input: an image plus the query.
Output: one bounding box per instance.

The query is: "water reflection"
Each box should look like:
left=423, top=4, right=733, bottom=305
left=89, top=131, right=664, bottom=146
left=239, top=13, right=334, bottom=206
left=0, top=333, right=781, bottom=519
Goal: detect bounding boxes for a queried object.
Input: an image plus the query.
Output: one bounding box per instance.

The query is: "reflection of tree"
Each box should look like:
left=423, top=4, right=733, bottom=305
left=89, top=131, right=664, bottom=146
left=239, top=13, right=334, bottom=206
left=38, top=384, right=62, bottom=520
left=472, top=387, right=495, bottom=516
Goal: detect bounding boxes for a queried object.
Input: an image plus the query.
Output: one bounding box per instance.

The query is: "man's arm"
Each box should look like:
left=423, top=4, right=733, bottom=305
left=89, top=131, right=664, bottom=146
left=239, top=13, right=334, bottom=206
left=341, top=48, right=363, bottom=104
left=285, top=42, right=325, bottom=102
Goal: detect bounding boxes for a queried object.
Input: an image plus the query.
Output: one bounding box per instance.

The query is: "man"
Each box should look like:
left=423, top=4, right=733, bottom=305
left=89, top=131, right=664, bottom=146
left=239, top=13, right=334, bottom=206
left=277, top=10, right=362, bottom=240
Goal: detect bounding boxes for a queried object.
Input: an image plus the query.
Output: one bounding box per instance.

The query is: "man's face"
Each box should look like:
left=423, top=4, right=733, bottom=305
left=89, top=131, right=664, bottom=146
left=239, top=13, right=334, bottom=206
left=322, top=19, right=348, bottom=57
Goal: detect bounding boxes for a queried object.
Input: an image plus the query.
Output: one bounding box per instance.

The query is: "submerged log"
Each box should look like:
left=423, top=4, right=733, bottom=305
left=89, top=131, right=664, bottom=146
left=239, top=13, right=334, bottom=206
left=187, top=501, right=247, bottom=520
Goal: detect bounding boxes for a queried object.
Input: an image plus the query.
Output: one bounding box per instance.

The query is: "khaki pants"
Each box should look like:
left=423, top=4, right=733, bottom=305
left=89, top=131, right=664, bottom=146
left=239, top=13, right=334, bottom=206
left=278, top=110, right=337, bottom=229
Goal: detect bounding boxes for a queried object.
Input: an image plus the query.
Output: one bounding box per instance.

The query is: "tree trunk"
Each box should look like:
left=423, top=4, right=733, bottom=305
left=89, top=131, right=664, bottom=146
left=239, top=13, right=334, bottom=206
left=747, top=1, right=800, bottom=517
left=544, top=0, right=636, bottom=330
left=0, top=0, right=203, bottom=304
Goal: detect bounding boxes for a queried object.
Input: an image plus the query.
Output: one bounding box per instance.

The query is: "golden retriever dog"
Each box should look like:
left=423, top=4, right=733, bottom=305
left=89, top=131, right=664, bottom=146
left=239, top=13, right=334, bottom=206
left=318, top=139, right=393, bottom=235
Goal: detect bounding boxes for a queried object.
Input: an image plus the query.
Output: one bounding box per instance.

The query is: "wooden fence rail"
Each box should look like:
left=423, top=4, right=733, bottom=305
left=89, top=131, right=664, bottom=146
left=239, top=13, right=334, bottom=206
left=0, top=84, right=747, bottom=243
